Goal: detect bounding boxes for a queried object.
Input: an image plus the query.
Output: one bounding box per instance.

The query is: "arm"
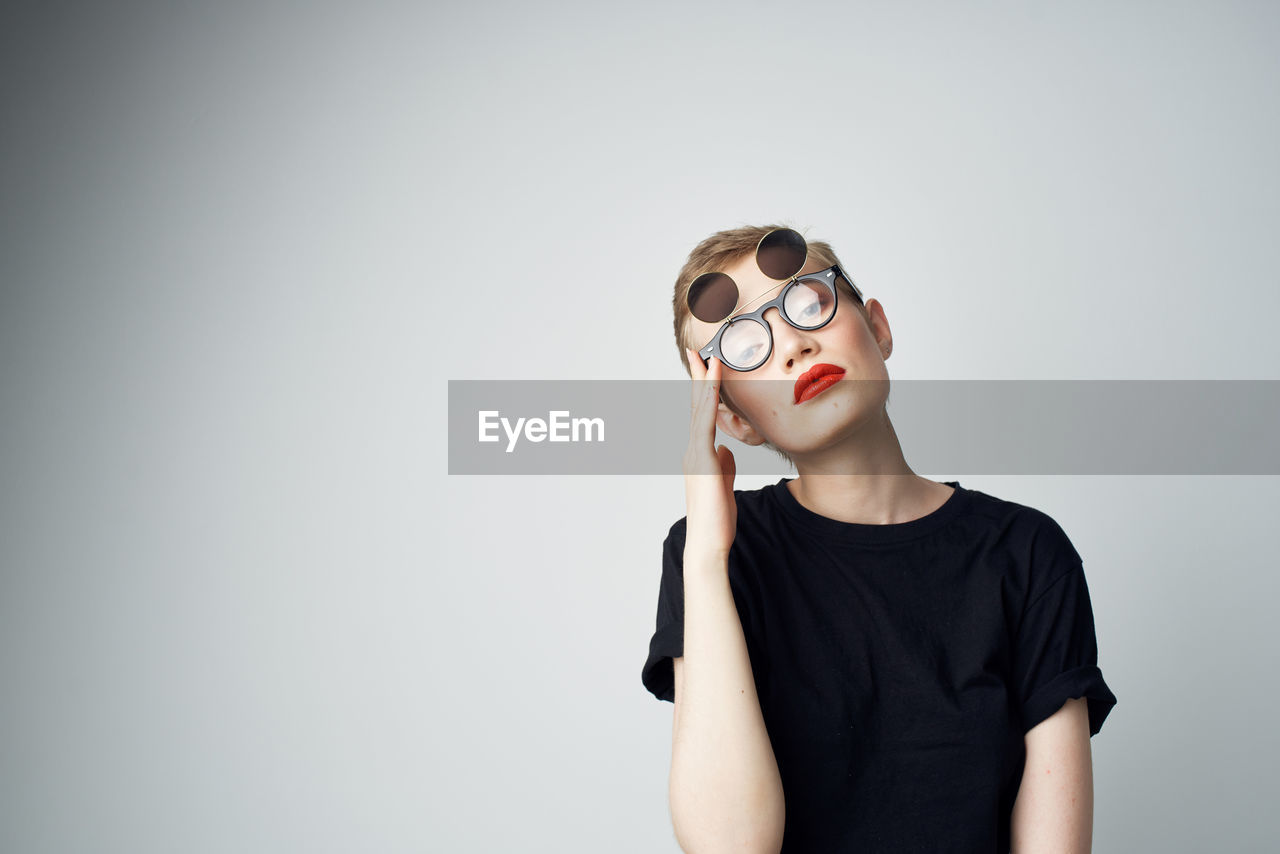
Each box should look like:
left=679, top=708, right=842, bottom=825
left=1009, top=697, right=1094, bottom=853
left=669, top=551, right=785, bottom=854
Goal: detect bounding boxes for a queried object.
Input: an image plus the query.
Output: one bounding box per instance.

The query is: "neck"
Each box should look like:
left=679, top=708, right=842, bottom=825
left=786, top=408, right=952, bottom=525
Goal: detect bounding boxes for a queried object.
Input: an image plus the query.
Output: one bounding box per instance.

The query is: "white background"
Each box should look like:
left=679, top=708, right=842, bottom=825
left=2, top=1, right=1278, bottom=850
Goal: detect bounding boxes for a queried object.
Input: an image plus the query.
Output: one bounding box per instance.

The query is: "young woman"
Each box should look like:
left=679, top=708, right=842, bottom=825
left=642, top=224, right=1117, bottom=853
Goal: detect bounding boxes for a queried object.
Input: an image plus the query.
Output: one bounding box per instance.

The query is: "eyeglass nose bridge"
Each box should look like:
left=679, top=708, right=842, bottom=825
left=752, top=300, right=825, bottom=367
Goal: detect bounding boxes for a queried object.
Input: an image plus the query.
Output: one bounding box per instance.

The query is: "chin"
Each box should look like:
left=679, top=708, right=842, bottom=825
left=787, top=408, right=880, bottom=451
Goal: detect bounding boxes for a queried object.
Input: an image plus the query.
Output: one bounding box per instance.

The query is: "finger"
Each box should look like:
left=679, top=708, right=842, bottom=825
left=686, top=348, right=706, bottom=414
left=704, top=354, right=723, bottom=412
left=718, top=444, right=736, bottom=489
left=686, top=347, right=707, bottom=381
left=688, top=349, right=718, bottom=412
left=706, top=351, right=722, bottom=384
left=691, top=367, right=716, bottom=440
left=694, top=353, right=722, bottom=418
left=680, top=348, right=711, bottom=414
left=691, top=362, right=725, bottom=461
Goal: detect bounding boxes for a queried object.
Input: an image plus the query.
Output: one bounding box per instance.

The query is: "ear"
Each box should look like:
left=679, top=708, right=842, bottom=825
left=864, top=298, right=893, bottom=359
left=714, top=401, right=768, bottom=447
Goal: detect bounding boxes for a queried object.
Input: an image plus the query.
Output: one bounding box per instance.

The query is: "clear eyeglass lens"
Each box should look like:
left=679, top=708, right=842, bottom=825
left=784, top=279, right=836, bottom=328
left=719, top=318, right=770, bottom=369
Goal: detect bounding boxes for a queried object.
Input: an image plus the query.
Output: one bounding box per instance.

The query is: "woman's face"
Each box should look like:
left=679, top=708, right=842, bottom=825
left=686, top=252, right=895, bottom=458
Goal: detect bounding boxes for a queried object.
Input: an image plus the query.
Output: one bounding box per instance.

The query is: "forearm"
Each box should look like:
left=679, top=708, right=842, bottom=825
left=670, top=550, right=785, bottom=854
left=1010, top=698, right=1094, bottom=853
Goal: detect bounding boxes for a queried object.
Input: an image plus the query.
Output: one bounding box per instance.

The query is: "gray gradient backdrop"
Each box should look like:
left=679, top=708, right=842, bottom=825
left=3, top=1, right=1278, bottom=851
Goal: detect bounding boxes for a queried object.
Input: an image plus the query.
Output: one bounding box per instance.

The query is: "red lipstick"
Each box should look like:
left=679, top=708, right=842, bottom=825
left=794, top=363, right=846, bottom=404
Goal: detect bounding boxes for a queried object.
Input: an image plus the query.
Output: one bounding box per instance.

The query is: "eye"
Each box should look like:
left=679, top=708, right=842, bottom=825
left=789, top=291, right=821, bottom=320
left=719, top=318, right=770, bottom=367
left=730, top=341, right=764, bottom=364
left=784, top=280, right=835, bottom=327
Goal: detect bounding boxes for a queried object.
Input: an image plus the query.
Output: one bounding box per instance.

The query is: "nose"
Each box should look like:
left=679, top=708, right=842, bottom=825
left=763, top=306, right=819, bottom=371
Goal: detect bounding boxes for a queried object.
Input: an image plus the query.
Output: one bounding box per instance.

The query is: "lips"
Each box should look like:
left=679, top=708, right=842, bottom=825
left=794, top=363, right=846, bottom=404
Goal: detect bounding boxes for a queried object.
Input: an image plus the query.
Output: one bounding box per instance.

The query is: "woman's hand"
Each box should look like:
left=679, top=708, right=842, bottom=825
left=682, top=349, right=737, bottom=561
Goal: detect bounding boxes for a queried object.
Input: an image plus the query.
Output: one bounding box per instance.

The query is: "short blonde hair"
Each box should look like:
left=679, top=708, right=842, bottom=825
left=671, top=223, right=867, bottom=468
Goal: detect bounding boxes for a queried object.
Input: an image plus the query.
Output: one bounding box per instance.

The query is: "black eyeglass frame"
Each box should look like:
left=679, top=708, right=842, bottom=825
left=696, top=265, right=864, bottom=372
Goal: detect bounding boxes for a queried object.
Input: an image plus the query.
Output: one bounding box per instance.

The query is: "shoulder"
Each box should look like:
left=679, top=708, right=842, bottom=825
left=963, top=486, right=1081, bottom=560
left=731, top=480, right=785, bottom=526
left=960, top=486, right=1085, bottom=606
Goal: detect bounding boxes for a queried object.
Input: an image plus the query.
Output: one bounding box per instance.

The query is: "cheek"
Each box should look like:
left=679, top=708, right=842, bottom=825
left=847, top=326, right=887, bottom=371
left=723, top=380, right=759, bottom=411
left=723, top=382, right=782, bottom=422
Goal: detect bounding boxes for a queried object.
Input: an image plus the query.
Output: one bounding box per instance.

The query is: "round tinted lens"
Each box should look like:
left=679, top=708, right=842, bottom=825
left=783, top=278, right=836, bottom=329
left=755, top=228, right=807, bottom=280
left=687, top=272, right=739, bottom=323
left=719, top=318, right=770, bottom=369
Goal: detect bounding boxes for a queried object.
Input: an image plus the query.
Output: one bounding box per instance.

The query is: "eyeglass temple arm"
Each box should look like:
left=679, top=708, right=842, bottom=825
left=835, top=265, right=864, bottom=302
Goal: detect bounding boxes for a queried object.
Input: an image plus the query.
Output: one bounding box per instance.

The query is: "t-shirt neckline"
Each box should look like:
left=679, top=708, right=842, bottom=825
left=769, top=477, right=970, bottom=545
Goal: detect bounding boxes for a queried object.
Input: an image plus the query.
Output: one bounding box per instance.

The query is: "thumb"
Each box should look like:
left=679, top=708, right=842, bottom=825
left=717, top=444, right=736, bottom=487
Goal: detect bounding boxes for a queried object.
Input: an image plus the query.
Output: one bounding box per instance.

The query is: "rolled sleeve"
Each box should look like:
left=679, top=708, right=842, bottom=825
left=1013, top=563, right=1117, bottom=736
left=641, top=519, right=686, bottom=703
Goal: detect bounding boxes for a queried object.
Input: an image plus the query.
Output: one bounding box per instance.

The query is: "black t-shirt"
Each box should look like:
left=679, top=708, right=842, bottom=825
left=641, top=479, right=1117, bottom=853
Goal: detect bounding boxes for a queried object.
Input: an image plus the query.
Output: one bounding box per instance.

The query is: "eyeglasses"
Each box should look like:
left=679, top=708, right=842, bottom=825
left=688, top=228, right=864, bottom=372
